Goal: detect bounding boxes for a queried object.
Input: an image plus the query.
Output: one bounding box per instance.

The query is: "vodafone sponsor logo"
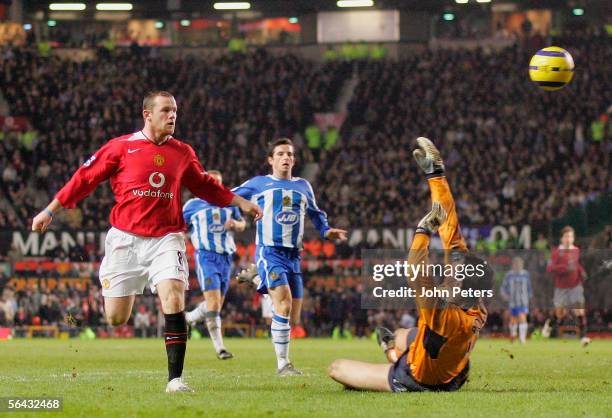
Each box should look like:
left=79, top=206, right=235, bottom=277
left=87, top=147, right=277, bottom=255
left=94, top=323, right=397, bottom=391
left=132, top=171, right=174, bottom=199
left=148, top=172, right=165, bottom=188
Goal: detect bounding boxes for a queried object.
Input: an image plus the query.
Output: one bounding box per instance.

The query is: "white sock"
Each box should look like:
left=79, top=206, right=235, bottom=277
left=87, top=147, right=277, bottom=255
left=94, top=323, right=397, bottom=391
left=205, top=312, right=225, bottom=353
left=186, top=301, right=207, bottom=324
left=271, top=313, right=290, bottom=370
left=519, top=323, right=528, bottom=343
left=510, top=323, right=518, bottom=338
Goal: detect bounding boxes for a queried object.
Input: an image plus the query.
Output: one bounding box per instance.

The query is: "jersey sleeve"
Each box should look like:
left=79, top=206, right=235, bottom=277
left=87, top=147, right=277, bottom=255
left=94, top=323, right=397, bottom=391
left=526, top=272, right=533, bottom=299
left=499, top=273, right=511, bottom=300
left=182, top=146, right=235, bottom=207
left=55, top=140, right=121, bottom=208
left=407, top=232, right=445, bottom=328
left=231, top=178, right=259, bottom=201
left=182, top=199, right=198, bottom=230
left=546, top=248, right=567, bottom=273
left=303, top=180, right=330, bottom=239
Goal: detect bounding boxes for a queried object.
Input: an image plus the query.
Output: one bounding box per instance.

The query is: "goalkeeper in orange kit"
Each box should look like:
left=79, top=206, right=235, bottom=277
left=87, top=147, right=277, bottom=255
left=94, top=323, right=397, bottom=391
left=328, top=137, right=493, bottom=392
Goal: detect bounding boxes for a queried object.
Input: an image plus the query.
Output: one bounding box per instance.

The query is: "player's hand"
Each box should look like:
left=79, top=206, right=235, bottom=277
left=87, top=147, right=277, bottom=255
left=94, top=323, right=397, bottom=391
left=224, top=219, right=236, bottom=231
left=239, top=200, right=263, bottom=222
left=325, top=228, right=348, bottom=241
left=32, top=210, right=53, bottom=232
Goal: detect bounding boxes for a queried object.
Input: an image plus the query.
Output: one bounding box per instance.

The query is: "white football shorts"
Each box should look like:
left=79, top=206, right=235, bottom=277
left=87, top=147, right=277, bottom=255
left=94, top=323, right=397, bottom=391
left=99, top=227, right=189, bottom=297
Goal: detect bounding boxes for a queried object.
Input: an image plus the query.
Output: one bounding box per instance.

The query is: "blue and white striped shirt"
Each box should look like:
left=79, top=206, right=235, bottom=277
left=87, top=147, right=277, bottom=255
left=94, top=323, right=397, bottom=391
left=500, top=270, right=532, bottom=309
left=232, top=175, right=330, bottom=249
left=183, top=198, right=243, bottom=255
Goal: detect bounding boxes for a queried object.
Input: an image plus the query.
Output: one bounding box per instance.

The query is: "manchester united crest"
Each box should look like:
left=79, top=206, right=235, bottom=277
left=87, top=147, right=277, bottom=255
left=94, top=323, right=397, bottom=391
left=282, top=196, right=291, bottom=207
left=153, top=154, right=165, bottom=167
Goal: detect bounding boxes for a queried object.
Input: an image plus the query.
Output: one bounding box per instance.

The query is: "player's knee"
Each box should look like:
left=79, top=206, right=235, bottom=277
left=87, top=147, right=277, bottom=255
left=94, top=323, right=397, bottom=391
left=160, top=291, right=184, bottom=313
left=106, top=313, right=129, bottom=327
left=328, top=359, right=344, bottom=379
left=275, top=300, right=291, bottom=317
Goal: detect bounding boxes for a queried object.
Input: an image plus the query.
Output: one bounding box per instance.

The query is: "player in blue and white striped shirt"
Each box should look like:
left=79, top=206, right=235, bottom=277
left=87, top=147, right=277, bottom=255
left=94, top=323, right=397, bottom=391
left=500, top=257, right=532, bottom=344
left=183, top=170, right=246, bottom=360
left=234, top=138, right=347, bottom=375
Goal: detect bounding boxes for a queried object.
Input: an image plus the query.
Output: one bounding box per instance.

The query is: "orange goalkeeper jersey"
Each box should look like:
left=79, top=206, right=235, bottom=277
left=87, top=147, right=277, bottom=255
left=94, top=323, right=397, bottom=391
left=406, top=175, right=487, bottom=386
left=407, top=301, right=487, bottom=385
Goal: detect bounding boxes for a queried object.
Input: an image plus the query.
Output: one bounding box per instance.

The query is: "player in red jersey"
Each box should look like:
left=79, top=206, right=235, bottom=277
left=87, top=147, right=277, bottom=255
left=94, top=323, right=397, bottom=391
left=543, top=226, right=590, bottom=346
left=31, top=91, right=262, bottom=392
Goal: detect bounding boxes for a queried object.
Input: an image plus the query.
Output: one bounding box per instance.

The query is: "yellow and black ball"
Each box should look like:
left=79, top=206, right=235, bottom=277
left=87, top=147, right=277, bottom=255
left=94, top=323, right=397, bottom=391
left=528, top=46, right=575, bottom=91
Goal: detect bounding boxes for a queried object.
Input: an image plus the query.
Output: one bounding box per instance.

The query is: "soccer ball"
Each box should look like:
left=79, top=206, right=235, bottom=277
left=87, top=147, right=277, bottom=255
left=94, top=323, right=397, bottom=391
left=528, top=46, right=575, bottom=91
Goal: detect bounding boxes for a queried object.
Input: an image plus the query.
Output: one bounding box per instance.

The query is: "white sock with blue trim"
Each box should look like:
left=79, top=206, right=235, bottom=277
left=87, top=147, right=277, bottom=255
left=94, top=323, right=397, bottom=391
left=185, top=301, right=207, bottom=324
left=206, top=311, right=225, bottom=353
left=519, top=322, right=528, bottom=343
left=271, top=313, right=291, bottom=370
left=510, top=323, right=518, bottom=338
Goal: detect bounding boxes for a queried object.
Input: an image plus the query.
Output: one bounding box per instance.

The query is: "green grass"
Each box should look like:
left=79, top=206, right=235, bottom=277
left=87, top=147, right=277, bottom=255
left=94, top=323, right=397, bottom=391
left=0, top=338, right=610, bottom=417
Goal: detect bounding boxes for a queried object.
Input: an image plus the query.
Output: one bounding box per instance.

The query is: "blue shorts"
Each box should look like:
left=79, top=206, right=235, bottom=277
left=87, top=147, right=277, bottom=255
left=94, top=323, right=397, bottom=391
left=255, top=246, right=303, bottom=298
left=194, top=250, right=232, bottom=296
left=510, top=306, right=529, bottom=317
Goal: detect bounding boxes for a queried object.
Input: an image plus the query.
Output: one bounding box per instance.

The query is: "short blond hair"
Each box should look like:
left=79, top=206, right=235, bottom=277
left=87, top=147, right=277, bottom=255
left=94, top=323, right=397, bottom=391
left=143, top=91, right=174, bottom=111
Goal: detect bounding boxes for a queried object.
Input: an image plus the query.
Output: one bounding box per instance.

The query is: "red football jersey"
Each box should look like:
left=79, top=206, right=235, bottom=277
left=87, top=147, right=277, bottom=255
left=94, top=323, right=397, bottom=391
left=546, top=246, right=585, bottom=289
left=55, top=131, right=235, bottom=237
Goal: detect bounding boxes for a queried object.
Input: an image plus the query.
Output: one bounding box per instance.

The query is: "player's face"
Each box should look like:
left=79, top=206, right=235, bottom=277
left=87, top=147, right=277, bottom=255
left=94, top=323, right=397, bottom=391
left=145, top=96, right=177, bottom=136
left=512, top=258, right=523, bottom=271
left=268, top=144, right=295, bottom=176
left=561, top=231, right=574, bottom=247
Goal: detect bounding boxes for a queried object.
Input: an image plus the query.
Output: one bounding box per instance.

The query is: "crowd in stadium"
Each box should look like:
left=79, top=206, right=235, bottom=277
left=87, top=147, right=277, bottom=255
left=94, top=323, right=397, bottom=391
left=1, top=29, right=609, bottom=236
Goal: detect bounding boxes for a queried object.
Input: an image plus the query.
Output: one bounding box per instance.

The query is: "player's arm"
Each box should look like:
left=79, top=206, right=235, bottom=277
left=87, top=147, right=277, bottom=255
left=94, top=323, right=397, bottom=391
left=408, top=201, right=448, bottom=318
left=225, top=207, right=246, bottom=232
left=499, top=273, right=510, bottom=301
left=183, top=148, right=261, bottom=220
left=527, top=272, right=533, bottom=300
left=304, top=180, right=347, bottom=241
left=182, top=199, right=199, bottom=232
left=546, top=248, right=568, bottom=273
left=407, top=232, right=438, bottom=310
left=32, top=141, right=120, bottom=232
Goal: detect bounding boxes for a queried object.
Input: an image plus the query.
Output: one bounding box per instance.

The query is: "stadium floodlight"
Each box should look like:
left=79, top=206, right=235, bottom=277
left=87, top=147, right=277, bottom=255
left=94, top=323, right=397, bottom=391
left=572, top=8, right=584, bottom=16
left=337, top=0, right=374, bottom=8
left=443, top=13, right=455, bottom=21
left=23, top=23, right=33, bottom=31
left=49, top=3, right=86, bottom=11
left=288, top=17, right=298, bottom=24
left=95, top=3, right=133, bottom=11
left=180, top=19, right=191, bottom=27
left=47, top=20, right=57, bottom=26
left=213, top=2, right=251, bottom=10
left=455, top=0, right=469, bottom=3
left=155, top=20, right=164, bottom=29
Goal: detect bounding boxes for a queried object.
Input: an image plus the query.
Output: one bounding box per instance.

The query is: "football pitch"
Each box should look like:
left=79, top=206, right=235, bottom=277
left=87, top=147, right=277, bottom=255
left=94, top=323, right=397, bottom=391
left=0, top=338, right=610, bottom=417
